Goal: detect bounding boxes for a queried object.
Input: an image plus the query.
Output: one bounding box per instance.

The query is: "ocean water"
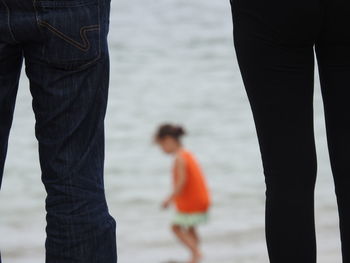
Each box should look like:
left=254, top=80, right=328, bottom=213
left=0, top=0, right=342, bottom=262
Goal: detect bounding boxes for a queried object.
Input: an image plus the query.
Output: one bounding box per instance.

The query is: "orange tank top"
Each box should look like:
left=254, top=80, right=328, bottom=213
left=173, top=149, right=211, bottom=213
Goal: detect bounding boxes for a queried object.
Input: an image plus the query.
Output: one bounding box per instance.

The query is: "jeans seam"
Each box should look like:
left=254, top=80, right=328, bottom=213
left=37, top=21, right=100, bottom=52
left=32, top=0, right=44, bottom=38
left=1, top=0, right=19, bottom=43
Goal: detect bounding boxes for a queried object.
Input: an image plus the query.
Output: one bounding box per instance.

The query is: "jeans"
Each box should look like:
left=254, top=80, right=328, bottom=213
left=0, top=0, right=117, bottom=262
left=230, top=0, right=350, bottom=262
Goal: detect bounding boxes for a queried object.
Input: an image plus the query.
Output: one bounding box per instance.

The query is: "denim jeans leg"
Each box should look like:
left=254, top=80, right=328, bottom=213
left=23, top=0, right=116, bottom=262
left=0, top=43, right=22, bottom=189
left=26, top=56, right=117, bottom=263
left=0, top=43, right=23, bottom=263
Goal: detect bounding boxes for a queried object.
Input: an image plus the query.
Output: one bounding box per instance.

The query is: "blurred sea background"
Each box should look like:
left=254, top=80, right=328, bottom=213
left=0, top=0, right=342, bottom=262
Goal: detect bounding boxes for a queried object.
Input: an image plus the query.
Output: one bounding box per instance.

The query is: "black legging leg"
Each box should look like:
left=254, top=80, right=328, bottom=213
left=230, top=1, right=321, bottom=262
left=316, top=2, right=350, bottom=261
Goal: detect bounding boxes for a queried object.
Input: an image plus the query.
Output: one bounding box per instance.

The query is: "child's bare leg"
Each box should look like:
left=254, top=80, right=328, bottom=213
left=171, top=225, right=202, bottom=263
left=188, top=226, right=200, bottom=246
left=188, top=227, right=202, bottom=262
left=171, top=225, right=197, bottom=250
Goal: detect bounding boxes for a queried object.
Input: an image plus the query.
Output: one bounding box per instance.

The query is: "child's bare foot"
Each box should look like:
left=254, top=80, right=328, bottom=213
left=189, top=250, right=202, bottom=263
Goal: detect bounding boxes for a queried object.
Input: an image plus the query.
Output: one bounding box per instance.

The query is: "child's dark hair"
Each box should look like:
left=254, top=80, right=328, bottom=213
left=155, top=123, right=186, bottom=141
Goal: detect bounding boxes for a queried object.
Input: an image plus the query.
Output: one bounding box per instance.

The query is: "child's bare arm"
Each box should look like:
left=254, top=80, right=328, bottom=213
left=172, top=155, right=187, bottom=197
left=162, top=154, right=186, bottom=208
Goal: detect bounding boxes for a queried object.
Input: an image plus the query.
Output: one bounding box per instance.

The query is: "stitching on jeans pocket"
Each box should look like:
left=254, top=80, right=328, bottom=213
left=38, top=21, right=100, bottom=52
left=34, top=0, right=101, bottom=69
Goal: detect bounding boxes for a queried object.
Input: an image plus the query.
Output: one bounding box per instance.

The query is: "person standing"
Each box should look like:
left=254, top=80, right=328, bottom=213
left=0, top=0, right=117, bottom=262
left=230, top=0, right=350, bottom=262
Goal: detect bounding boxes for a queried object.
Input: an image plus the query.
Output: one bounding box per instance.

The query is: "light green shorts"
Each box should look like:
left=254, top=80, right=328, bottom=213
left=172, top=212, right=209, bottom=228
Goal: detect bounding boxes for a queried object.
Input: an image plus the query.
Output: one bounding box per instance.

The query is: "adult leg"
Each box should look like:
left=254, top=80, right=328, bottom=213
left=0, top=43, right=23, bottom=263
left=24, top=0, right=116, bottom=262
left=230, top=0, right=321, bottom=262
left=0, top=43, right=22, bottom=188
left=315, top=1, right=350, bottom=262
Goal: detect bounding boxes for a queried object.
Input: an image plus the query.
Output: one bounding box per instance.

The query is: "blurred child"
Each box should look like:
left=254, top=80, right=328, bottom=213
left=154, top=124, right=211, bottom=263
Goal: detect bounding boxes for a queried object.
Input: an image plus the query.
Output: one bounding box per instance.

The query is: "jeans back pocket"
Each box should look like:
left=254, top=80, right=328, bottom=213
left=35, top=0, right=101, bottom=70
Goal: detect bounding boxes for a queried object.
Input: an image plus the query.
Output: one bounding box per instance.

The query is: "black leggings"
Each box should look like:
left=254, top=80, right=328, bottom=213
left=230, top=0, right=350, bottom=262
